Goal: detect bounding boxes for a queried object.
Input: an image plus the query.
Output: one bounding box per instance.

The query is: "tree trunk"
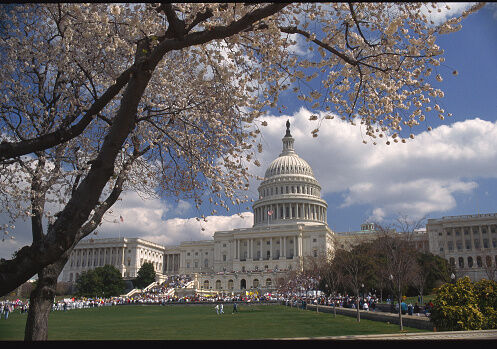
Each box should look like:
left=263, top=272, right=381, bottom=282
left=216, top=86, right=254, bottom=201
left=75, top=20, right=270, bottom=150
left=398, top=285, right=403, bottom=331
left=24, top=256, right=69, bottom=341
left=356, top=290, right=360, bottom=322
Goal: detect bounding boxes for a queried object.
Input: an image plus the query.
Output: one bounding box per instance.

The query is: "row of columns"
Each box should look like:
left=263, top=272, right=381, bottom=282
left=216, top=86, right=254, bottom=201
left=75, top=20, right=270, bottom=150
left=70, top=247, right=125, bottom=269
left=443, top=224, right=496, bottom=251
left=233, top=234, right=302, bottom=261
left=71, top=246, right=167, bottom=275
left=260, top=184, right=318, bottom=198
left=164, top=253, right=180, bottom=273
left=254, top=202, right=326, bottom=224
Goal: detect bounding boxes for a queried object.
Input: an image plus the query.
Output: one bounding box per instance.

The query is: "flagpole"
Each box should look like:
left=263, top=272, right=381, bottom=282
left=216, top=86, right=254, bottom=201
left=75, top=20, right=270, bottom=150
left=267, top=209, right=273, bottom=230
left=119, top=215, right=123, bottom=240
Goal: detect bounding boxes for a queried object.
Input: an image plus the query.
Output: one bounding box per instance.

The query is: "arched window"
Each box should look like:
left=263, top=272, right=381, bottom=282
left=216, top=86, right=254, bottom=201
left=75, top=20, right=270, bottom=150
left=458, top=257, right=464, bottom=268
left=253, top=279, right=259, bottom=288
left=468, top=257, right=473, bottom=268
left=203, top=280, right=209, bottom=289
left=240, top=279, right=246, bottom=290
left=265, top=278, right=272, bottom=287
left=216, top=280, right=222, bottom=290
left=477, top=256, right=482, bottom=267
left=228, top=280, right=234, bottom=290
left=486, top=255, right=492, bottom=267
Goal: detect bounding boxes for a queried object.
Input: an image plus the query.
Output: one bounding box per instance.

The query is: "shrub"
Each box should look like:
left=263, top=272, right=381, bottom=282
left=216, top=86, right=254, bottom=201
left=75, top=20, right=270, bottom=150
left=75, top=265, right=125, bottom=298
left=430, top=277, right=497, bottom=331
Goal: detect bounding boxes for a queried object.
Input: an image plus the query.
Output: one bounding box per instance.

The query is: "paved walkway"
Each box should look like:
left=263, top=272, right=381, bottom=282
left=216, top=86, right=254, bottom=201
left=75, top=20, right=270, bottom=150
left=304, top=329, right=497, bottom=340
left=304, top=303, right=433, bottom=330
left=282, top=303, right=497, bottom=341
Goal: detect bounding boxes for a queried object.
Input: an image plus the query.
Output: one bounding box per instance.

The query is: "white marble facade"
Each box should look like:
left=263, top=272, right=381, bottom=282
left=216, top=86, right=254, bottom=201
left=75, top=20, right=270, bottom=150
left=61, top=122, right=497, bottom=292
left=61, top=122, right=335, bottom=293
left=427, top=213, right=497, bottom=281
left=61, top=237, right=166, bottom=283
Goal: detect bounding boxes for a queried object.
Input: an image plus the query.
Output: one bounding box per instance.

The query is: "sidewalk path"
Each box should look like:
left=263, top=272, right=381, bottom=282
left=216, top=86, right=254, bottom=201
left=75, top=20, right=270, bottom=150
left=282, top=303, right=497, bottom=341
left=309, top=329, right=497, bottom=340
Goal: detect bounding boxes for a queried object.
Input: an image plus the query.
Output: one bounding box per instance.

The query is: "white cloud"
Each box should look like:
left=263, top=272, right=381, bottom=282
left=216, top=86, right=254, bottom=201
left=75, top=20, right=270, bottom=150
left=139, top=212, right=253, bottom=246
left=92, top=189, right=253, bottom=246
left=419, top=3, right=477, bottom=25
left=255, top=109, right=497, bottom=223
left=2, top=108, right=496, bottom=257
left=369, top=208, right=386, bottom=223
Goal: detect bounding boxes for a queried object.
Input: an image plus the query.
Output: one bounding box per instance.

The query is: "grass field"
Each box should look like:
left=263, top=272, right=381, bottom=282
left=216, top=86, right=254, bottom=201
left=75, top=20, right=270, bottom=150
left=0, top=304, right=427, bottom=340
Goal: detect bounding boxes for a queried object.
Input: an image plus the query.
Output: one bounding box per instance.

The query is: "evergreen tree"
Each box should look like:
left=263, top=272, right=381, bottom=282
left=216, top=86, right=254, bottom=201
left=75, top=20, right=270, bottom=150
left=75, top=265, right=125, bottom=298
left=135, top=262, right=156, bottom=289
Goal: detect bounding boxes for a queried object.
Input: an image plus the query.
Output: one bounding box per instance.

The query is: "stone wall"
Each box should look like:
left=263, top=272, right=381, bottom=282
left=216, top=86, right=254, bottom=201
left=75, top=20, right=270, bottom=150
left=300, top=304, right=435, bottom=331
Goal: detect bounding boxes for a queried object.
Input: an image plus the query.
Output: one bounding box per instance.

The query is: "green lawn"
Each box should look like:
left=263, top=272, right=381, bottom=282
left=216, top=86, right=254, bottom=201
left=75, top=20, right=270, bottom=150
left=0, top=304, right=427, bottom=340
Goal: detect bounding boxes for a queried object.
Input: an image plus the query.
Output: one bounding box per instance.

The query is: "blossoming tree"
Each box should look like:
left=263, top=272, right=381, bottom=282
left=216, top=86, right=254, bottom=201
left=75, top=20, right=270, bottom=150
left=0, top=2, right=483, bottom=340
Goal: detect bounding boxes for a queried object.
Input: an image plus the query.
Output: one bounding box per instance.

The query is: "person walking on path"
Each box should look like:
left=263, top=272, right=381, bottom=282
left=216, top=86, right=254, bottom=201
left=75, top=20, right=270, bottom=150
left=214, top=304, right=219, bottom=315
left=3, top=303, right=11, bottom=320
left=414, top=302, right=420, bottom=315
left=232, top=302, right=238, bottom=314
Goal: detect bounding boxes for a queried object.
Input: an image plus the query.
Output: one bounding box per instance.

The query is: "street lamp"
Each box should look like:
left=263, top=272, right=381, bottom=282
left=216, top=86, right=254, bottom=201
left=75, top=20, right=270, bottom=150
left=389, top=275, right=394, bottom=307
left=389, top=275, right=393, bottom=297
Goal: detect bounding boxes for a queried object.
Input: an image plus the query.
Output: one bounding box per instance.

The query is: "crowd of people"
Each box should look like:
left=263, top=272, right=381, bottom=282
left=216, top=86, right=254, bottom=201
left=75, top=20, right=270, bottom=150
left=0, top=300, right=28, bottom=319
left=1, top=274, right=431, bottom=318
left=146, top=274, right=193, bottom=296
left=281, top=294, right=378, bottom=311
left=279, top=294, right=432, bottom=317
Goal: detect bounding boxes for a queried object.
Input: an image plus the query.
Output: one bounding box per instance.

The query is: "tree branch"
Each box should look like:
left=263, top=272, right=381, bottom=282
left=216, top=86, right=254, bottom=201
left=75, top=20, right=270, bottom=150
left=0, top=64, right=136, bottom=162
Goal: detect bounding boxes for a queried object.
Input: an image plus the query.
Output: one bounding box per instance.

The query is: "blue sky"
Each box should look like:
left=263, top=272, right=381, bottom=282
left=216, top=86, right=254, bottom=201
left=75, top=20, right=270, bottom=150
left=1, top=3, right=496, bottom=258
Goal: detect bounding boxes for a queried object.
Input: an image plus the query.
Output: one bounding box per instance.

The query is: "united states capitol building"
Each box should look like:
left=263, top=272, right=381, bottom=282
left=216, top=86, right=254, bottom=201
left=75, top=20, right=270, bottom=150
left=61, top=122, right=497, bottom=292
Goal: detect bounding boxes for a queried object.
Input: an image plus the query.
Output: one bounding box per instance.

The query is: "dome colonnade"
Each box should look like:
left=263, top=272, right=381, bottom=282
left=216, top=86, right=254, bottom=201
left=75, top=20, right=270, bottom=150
left=253, top=120, right=328, bottom=226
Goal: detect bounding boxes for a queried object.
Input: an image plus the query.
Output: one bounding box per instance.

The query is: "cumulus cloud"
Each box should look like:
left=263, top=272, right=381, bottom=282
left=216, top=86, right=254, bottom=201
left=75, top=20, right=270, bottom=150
left=418, top=3, right=478, bottom=25
left=255, top=109, right=497, bottom=224
left=2, top=108, right=496, bottom=257
left=139, top=212, right=253, bottom=246
left=92, top=189, right=253, bottom=246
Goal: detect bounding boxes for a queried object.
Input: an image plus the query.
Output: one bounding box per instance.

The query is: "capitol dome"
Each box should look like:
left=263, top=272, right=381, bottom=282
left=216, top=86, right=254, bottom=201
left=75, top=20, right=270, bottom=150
left=253, top=120, right=328, bottom=227
left=264, top=149, right=314, bottom=179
